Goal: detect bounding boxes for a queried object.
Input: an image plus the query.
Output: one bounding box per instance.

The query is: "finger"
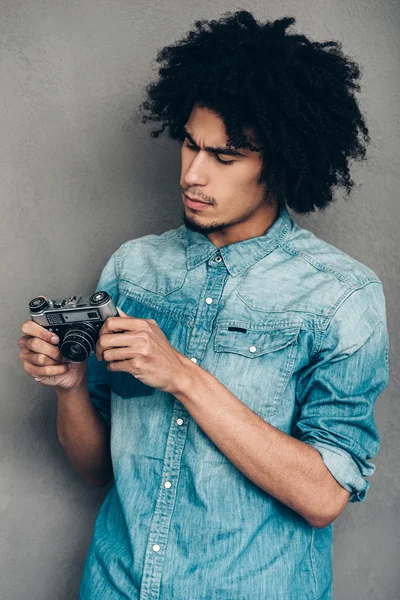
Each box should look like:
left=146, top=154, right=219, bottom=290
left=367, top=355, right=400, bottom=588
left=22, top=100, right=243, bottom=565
left=24, top=337, right=62, bottom=362
left=96, top=332, right=142, bottom=361
left=100, top=316, right=146, bottom=335
left=106, top=359, right=132, bottom=372
left=19, top=349, right=60, bottom=367
left=21, top=320, right=60, bottom=344
left=23, top=361, right=70, bottom=379
left=98, top=332, right=138, bottom=350
left=17, top=335, right=29, bottom=348
left=103, top=347, right=137, bottom=363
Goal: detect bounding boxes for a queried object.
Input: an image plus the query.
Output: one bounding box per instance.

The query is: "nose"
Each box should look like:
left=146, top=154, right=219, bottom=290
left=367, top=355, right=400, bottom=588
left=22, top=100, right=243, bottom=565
left=183, top=152, right=208, bottom=188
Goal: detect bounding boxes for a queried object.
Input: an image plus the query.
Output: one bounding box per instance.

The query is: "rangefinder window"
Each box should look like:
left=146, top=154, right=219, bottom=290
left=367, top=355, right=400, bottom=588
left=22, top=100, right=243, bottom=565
left=56, top=310, right=101, bottom=323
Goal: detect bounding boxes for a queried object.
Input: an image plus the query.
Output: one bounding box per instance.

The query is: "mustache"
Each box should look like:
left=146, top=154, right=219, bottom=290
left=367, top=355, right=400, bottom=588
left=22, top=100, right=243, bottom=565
left=182, top=190, right=213, bottom=204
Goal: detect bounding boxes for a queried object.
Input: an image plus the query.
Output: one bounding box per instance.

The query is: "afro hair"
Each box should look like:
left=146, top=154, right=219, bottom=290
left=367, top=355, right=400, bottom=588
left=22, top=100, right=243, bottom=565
left=134, top=10, right=371, bottom=214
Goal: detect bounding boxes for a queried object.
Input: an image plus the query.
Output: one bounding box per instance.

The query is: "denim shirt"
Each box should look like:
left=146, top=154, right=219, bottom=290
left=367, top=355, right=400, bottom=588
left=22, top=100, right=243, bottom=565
left=79, top=204, right=389, bottom=600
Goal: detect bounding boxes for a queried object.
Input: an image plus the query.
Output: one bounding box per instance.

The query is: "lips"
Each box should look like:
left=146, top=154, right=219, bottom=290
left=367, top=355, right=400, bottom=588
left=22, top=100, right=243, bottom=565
left=185, top=195, right=209, bottom=204
left=184, top=195, right=213, bottom=211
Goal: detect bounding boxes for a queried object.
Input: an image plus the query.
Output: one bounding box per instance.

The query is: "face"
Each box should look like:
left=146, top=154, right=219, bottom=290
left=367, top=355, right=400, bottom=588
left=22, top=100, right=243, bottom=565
left=179, top=103, right=278, bottom=248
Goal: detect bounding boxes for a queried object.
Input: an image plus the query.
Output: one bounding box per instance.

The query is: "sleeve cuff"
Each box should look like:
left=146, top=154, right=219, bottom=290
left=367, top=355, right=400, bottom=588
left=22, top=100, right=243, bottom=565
left=307, top=441, right=371, bottom=503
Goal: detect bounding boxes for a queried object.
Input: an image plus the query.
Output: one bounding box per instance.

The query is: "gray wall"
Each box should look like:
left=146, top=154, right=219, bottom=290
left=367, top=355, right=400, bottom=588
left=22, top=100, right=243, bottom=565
left=2, top=1, right=399, bottom=598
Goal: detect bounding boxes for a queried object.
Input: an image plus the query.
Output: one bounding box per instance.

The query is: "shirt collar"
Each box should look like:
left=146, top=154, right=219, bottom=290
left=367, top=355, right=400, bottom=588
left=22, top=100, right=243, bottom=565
left=185, top=203, right=293, bottom=277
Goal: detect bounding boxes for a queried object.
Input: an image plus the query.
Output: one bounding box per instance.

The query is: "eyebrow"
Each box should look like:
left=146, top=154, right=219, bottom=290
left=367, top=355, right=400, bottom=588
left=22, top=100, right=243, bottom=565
left=183, top=127, right=248, bottom=158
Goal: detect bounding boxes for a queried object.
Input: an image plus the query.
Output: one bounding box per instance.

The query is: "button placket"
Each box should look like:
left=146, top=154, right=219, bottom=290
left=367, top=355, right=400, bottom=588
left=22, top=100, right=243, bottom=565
left=185, top=267, right=228, bottom=361
left=139, top=404, right=189, bottom=599
left=140, top=260, right=229, bottom=599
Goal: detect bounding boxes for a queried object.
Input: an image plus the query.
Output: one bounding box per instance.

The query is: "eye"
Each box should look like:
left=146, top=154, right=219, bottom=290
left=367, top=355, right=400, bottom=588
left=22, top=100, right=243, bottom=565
left=214, top=155, right=235, bottom=166
left=184, top=142, right=234, bottom=165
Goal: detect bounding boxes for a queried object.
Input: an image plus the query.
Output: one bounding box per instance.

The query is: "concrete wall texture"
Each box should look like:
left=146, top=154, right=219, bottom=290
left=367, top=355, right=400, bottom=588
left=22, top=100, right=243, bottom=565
left=1, top=1, right=399, bottom=598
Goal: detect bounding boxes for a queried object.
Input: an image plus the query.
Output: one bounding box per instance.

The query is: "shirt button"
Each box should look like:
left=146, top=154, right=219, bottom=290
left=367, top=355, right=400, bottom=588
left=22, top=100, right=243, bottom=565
left=205, top=297, right=213, bottom=304
left=176, top=418, right=184, bottom=426
left=249, top=346, right=257, bottom=353
left=190, top=357, right=197, bottom=363
left=164, top=481, right=172, bottom=489
left=215, top=256, right=222, bottom=262
left=152, top=544, right=160, bottom=552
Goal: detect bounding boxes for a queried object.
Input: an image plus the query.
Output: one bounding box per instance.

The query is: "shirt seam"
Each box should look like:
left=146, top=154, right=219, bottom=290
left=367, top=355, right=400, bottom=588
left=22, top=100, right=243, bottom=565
left=310, top=527, right=318, bottom=599
left=118, top=284, right=195, bottom=326
left=278, top=239, right=381, bottom=288
left=312, top=280, right=384, bottom=359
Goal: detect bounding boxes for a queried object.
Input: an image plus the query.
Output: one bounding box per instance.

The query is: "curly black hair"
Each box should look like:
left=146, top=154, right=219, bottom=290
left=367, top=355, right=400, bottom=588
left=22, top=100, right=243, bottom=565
left=133, top=10, right=370, bottom=214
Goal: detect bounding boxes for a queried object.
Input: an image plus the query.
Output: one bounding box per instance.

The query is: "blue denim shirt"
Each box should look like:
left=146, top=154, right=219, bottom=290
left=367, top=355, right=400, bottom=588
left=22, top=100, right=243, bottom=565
left=79, top=204, right=389, bottom=600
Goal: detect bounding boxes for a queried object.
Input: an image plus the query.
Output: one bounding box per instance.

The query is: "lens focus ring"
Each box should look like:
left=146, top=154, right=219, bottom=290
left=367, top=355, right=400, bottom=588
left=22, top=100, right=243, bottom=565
left=60, top=323, right=98, bottom=362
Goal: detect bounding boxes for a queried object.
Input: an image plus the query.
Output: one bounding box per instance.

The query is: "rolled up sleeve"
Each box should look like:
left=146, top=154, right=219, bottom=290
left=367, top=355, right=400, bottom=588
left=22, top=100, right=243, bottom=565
left=86, top=248, right=121, bottom=428
left=294, top=281, right=389, bottom=503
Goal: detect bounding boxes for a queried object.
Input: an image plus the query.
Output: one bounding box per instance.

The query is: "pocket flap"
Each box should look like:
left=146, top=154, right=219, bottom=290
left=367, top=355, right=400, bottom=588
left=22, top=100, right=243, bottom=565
left=214, top=325, right=300, bottom=358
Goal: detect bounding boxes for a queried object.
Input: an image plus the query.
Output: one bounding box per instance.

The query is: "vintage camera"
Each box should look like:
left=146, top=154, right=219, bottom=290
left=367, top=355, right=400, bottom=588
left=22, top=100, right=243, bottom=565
left=28, top=291, right=118, bottom=363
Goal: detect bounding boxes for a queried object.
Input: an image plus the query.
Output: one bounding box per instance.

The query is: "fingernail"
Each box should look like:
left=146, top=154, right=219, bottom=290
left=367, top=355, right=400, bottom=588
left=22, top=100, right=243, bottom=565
left=51, top=335, right=60, bottom=343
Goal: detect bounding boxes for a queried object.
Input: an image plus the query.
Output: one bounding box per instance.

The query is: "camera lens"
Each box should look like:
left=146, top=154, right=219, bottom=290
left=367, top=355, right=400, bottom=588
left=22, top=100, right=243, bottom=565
left=89, top=291, right=109, bottom=306
left=69, top=343, right=83, bottom=356
left=60, top=322, right=98, bottom=363
left=29, top=297, right=49, bottom=313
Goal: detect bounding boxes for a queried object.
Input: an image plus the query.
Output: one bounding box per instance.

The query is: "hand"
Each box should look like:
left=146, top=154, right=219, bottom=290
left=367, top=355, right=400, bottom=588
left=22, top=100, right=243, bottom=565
left=18, top=297, right=88, bottom=390
left=95, top=307, right=189, bottom=393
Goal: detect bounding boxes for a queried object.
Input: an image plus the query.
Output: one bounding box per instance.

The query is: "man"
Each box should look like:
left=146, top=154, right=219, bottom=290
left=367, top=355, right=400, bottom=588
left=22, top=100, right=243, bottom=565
left=18, top=11, right=389, bottom=600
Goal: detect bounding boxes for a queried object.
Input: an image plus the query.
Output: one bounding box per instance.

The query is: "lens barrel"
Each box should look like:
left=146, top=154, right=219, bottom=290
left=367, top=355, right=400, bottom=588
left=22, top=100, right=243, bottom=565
left=60, top=322, right=98, bottom=363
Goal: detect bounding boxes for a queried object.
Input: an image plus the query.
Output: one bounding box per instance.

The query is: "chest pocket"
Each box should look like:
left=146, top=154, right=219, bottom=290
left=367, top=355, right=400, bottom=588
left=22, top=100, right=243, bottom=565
left=212, top=324, right=300, bottom=418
